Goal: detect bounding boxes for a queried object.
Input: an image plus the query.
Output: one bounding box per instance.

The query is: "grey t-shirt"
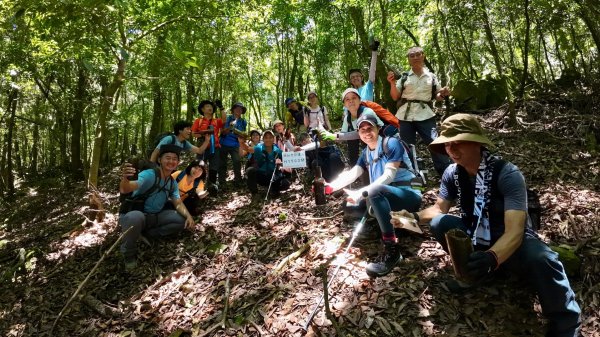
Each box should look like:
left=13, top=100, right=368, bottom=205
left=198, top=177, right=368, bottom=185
left=439, top=162, right=527, bottom=212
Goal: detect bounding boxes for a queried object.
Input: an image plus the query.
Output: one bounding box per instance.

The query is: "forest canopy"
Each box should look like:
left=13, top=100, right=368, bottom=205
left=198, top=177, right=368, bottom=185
left=0, top=0, right=598, bottom=194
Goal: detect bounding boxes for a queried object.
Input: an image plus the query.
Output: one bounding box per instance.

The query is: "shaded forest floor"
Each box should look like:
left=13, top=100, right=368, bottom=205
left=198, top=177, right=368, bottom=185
left=1, top=96, right=600, bottom=337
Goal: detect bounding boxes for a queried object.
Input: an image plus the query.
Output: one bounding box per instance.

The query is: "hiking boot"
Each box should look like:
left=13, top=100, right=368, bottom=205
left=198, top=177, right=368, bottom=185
left=365, top=241, right=403, bottom=278
left=124, top=256, right=137, bottom=271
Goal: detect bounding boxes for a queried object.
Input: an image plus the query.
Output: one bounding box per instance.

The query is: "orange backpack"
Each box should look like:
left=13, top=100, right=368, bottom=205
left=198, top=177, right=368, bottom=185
left=360, top=101, right=400, bottom=128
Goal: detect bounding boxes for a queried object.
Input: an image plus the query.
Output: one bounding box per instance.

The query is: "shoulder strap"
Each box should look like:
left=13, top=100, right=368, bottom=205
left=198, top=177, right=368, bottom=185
left=176, top=170, right=186, bottom=182
left=170, top=134, right=177, bottom=145
left=399, top=72, right=409, bottom=97
left=134, top=167, right=162, bottom=200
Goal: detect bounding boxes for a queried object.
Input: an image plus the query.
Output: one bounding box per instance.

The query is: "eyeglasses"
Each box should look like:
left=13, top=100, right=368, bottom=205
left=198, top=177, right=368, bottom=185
left=408, top=52, right=423, bottom=58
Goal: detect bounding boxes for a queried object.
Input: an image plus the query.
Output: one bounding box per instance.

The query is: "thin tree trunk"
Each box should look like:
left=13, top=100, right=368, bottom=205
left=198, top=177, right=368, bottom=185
left=518, top=0, right=531, bottom=100
left=148, top=34, right=166, bottom=141
left=71, top=64, right=86, bottom=179
left=5, top=86, right=18, bottom=197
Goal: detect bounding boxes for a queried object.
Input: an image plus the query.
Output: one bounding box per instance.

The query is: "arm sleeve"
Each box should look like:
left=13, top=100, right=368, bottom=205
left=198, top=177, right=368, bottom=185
left=364, top=163, right=397, bottom=191
left=300, top=142, right=318, bottom=151
left=368, top=51, right=378, bottom=83
left=329, top=166, right=364, bottom=191
left=337, top=130, right=359, bottom=141
left=340, top=110, right=349, bottom=132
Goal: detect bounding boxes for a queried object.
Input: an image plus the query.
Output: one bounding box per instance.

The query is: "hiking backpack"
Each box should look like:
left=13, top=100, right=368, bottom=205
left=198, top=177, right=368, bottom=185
left=348, top=103, right=400, bottom=138
left=146, top=133, right=177, bottom=159
left=363, top=136, right=426, bottom=188
left=119, top=165, right=176, bottom=214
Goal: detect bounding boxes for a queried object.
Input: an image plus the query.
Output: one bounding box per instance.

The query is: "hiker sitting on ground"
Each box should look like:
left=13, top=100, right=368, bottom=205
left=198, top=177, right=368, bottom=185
left=318, top=88, right=384, bottom=166
left=348, top=39, right=379, bottom=102
left=387, top=46, right=451, bottom=176
left=241, top=130, right=291, bottom=196
left=171, top=160, right=208, bottom=216
left=150, top=120, right=210, bottom=163
left=305, top=91, right=332, bottom=131
left=191, top=100, right=225, bottom=187
left=219, top=102, right=248, bottom=186
left=325, top=113, right=422, bottom=278
left=392, top=113, right=581, bottom=336
left=119, top=145, right=195, bottom=270
left=284, top=97, right=309, bottom=133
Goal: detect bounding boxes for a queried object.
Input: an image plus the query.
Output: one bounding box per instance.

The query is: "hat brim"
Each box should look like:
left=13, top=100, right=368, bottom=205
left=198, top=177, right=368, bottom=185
left=429, top=133, right=494, bottom=155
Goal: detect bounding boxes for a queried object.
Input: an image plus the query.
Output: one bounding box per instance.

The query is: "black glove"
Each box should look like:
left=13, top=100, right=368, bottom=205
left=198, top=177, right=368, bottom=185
left=370, top=40, right=380, bottom=51
left=466, top=251, right=498, bottom=280
left=215, top=99, right=223, bottom=109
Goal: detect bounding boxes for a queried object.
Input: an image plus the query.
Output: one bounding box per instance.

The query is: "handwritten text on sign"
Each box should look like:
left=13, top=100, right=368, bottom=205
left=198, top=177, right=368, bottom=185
left=282, top=151, right=307, bottom=168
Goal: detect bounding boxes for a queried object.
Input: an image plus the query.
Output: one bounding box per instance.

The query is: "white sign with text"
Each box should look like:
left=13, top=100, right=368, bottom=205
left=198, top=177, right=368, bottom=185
left=282, top=151, right=307, bottom=168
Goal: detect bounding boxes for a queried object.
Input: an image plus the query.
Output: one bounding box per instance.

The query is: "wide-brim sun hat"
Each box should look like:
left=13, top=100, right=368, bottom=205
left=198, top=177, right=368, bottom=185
left=272, top=119, right=285, bottom=128
left=429, top=113, right=494, bottom=155
left=198, top=100, right=216, bottom=116
left=231, top=102, right=247, bottom=114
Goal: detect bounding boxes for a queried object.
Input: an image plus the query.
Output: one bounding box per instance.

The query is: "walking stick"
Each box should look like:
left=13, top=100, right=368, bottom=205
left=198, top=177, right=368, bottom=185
left=302, top=191, right=369, bottom=330
left=265, top=152, right=280, bottom=201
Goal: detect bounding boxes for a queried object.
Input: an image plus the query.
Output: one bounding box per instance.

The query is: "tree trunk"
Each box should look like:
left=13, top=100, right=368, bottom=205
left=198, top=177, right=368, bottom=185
left=31, top=97, right=41, bottom=175
left=518, top=0, right=531, bottom=100
left=87, top=56, right=126, bottom=188
left=71, top=63, right=86, bottom=179
left=185, top=68, right=195, bottom=121
left=578, top=1, right=600, bottom=60
left=4, top=86, right=18, bottom=197
left=148, top=35, right=166, bottom=141
left=478, top=0, right=515, bottom=125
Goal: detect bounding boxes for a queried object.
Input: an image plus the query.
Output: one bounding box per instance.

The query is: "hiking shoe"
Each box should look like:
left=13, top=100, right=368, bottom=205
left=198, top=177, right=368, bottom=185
left=124, top=256, right=137, bottom=271
left=365, top=241, right=403, bottom=278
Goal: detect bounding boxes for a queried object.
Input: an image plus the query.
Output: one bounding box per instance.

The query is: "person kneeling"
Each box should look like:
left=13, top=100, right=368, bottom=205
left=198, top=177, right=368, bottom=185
left=119, top=145, right=195, bottom=270
left=327, top=114, right=422, bottom=277
left=172, top=160, right=208, bottom=216
left=242, top=130, right=290, bottom=196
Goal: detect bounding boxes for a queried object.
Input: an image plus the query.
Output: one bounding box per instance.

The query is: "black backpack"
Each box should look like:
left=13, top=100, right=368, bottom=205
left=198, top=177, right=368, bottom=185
left=119, top=166, right=176, bottom=214
left=146, top=133, right=177, bottom=159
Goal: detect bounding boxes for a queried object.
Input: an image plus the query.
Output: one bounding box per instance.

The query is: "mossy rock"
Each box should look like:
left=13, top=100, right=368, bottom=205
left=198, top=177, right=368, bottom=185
left=550, top=244, right=581, bottom=277
left=452, top=80, right=484, bottom=110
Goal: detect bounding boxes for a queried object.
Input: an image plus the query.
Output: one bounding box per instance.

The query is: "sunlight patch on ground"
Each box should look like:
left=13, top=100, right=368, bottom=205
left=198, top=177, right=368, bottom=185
left=45, top=212, right=117, bottom=262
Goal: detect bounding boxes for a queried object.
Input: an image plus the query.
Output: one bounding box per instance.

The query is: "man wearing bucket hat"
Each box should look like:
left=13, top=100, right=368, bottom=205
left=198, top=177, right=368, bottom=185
left=393, top=113, right=580, bottom=336
left=219, top=102, right=248, bottom=187
left=326, top=113, right=422, bottom=277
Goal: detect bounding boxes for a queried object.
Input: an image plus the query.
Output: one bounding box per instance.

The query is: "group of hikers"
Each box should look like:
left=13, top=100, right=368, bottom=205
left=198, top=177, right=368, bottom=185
left=117, top=44, right=581, bottom=336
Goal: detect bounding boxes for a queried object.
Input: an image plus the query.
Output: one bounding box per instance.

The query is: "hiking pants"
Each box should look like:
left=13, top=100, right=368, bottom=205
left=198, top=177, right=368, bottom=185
left=246, top=167, right=290, bottom=194
left=219, top=145, right=242, bottom=184
left=199, top=148, right=220, bottom=184
left=119, top=210, right=186, bottom=258
left=309, top=146, right=345, bottom=182
left=430, top=214, right=581, bottom=337
left=399, top=117, right=451, bottom=175
left=368, top=184, right=421, bottom=240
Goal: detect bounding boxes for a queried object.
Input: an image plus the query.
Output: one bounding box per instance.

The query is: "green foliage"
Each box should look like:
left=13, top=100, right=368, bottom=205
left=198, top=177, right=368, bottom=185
left=0, top=0, right=598, bottom=186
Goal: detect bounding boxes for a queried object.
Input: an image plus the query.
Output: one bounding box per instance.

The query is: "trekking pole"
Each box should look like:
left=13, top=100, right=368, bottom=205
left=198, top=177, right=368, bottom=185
left=265, top=152, right=280, bottom=201
left=302, top=191, right=368, bottom=331
left=409, top=143, right=427, bottom=185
